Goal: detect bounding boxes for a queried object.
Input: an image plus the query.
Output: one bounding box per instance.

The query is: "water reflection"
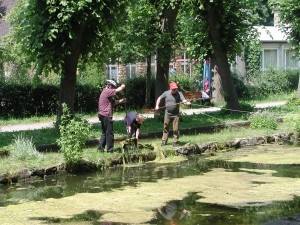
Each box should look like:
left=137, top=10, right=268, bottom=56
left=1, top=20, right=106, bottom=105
left=1, top=144, right=300, bottom=224
left=157, top=201, right=191, bottom=224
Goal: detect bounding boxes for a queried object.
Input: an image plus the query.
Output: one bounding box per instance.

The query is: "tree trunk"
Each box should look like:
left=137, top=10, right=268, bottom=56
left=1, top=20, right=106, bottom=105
left=297, top=77, right=300, bottom=98
left=210, top=54, right=224, bottom=102
left=207, top=6, right=240, bottom=110
left=144, top=55, right=152, bottom=109
left=0, top=63, right=4, bottom=82
left=155, top=4, right=180, bottom=104
left=56, top=22, right=87, bottom=125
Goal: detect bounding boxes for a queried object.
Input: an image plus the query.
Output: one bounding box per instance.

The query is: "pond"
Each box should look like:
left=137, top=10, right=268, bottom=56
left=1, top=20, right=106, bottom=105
left=1, top=143, right=300, bottom=224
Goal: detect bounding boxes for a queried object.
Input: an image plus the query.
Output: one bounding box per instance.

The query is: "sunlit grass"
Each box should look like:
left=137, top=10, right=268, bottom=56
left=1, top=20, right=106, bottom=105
left=0, top=152, right=64, bottom=173
left=0, top=91, right=299, bottom=174
left=1, top=121, right=293, bottom=174
left=0, top=115, right=56, bottom=126
left=239, top=91, right=295, bottom=104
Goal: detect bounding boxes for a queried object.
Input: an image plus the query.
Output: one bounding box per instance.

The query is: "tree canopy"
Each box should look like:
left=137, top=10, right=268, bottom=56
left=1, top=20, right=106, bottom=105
left=270, top=0, right=300, bottom=58
left=5, top=0, right=129, bottom=120
left=7, top=0, right=129, bottom=81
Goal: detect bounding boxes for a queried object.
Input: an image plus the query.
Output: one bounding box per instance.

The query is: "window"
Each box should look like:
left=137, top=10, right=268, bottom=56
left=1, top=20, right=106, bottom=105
left=126, top=64, right=137, bottom=78
left=151, top=55, right=157, bottom=73
left=106, top=65, right=118, bottom=80
left=285, top=49, right=299, bottom=69
left=262, top=49, right=277, bottom=70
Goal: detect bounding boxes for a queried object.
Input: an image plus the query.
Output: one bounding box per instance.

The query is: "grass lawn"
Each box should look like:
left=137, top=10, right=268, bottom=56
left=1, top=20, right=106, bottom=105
left=1, top=91, right=299, bottom=174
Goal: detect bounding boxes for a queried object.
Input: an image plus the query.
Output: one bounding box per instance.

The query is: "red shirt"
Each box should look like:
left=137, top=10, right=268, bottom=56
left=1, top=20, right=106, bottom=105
left=204, top=79, right=209, bottom=92
left=98, top=88, right=116, bottom=118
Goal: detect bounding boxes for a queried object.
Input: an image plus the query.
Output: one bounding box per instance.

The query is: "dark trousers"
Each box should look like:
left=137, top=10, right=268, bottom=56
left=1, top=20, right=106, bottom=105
left=98, top=115, right=114, bottom=152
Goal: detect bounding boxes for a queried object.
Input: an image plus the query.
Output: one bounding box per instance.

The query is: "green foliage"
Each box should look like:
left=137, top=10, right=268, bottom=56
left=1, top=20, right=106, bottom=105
left=74, top=84, right=99, bottom=113
left=10, top=134, right=44, bottom=161
left=118, top=75, right=156, bottom=110
left=179, top=0, right=265, bottom=61
left=248, top=110, right=277, bottom=130
left=270, top=0, right=300, bottom=59
left=284, top=115, right=300, bottom=135
left=77, top=62, right=105, bottom=87
left=245, top=69, right=299, bottom=98
left=239, top=102, right=255, bottom=113
left=57, top=104, right=91, bottom=165
left=0, top=83, right=100, bottom=118
left=114, top=0, right=159, bottom=64
left=170, top=73, right=196, bottom=92
left=0, top=83, right=59, bottom=118
left=285, top=97, right=300, bottom=135
left=231, top=72, right=250, bottom=98
left=244, top=37, right=261, bottom=78
left=287, top=97, right=300, bottom=106
left=5, top=0, right=129, bottom=79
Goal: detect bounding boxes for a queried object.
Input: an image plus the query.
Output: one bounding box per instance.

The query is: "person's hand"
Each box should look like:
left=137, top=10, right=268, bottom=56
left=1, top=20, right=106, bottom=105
left=186, top=101, right=191, bottom=105
left=122, top=98, right=127, bottom=103
left=121, top=84, right=125, bottom=89
left=155, top=105, right=159, bottom=110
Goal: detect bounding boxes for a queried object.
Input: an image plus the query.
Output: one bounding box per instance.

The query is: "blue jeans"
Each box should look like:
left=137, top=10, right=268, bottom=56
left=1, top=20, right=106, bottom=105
left=127, top=127, right=136, bottom=138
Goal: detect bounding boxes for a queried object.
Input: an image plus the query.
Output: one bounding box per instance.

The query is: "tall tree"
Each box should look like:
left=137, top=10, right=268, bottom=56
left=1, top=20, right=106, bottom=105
left=116, top=0, right=180, bottom=107
left=5, top=0, right=129, bottom=122
left=153, top=0, right=181, bottom=102
left=178, top=0, right=264, bottom=110
left=114, top=0, right=159, bottom=109
left=269, top=0, right=300, bottom=97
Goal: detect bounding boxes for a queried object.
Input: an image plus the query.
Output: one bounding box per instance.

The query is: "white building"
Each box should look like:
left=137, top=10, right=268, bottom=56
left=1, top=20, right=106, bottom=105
left=234, top=12, right=300, bottom=77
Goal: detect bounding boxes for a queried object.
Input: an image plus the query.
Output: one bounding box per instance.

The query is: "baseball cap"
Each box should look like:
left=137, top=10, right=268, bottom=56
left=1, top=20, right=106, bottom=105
left=169, top=82, right=178, bottom=89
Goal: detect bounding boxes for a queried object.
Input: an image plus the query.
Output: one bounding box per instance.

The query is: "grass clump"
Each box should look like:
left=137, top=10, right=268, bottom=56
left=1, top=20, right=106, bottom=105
left=248, top=109, right=277, bottom=130
left=10, top=134, right=44, bottom=161
left=284, top=115, right=300, bottom=136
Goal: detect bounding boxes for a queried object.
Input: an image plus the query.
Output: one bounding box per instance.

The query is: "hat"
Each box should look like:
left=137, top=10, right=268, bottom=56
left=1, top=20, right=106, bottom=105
left=105, top=80, right=117, bottom=88
left=169, top=82, right=178, bottom=89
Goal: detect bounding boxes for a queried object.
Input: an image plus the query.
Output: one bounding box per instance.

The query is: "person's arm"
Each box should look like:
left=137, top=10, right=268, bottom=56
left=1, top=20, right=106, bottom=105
left=135, top=128, right=140, bottom=139
left=182, top=99, right=191, bottom=105
left=179, top=92, right=191, bottom=105
left=115, top=84, right=125, bottom=93
left=127, top=126, right=131, bottom=138
left=114, top=98, right=126, bottom=105
left=114, top=84, right=126, bottom=105
left=155, top=96, right=162, bottom=110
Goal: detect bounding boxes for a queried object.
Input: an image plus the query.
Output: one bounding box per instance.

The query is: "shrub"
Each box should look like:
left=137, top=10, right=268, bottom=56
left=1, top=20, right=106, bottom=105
left=57, top=104, right=91, bottom=165
left=248, top=110, right=277, bottom=130
left=284, top=115, right=300, bottom=135
left=245, top=68, right=297, bottom=98
left=286, top=97, right=300, bottom=106
left=10, top=134, right=44, bottom=161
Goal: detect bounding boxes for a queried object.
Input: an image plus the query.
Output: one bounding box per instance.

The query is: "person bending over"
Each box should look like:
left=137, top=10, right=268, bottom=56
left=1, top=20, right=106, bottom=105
left=124, top=112, right=145, bottom=140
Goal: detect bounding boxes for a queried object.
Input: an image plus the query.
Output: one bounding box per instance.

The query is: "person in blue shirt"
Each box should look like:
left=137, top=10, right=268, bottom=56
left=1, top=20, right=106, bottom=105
left=124, top=112, right=145, bottom=140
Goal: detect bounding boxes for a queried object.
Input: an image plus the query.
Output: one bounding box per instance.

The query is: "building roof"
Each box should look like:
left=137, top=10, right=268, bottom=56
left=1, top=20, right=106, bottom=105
left=255, top=26, right=287, bottom=43
left=0, top=0, right=17, bottom=42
